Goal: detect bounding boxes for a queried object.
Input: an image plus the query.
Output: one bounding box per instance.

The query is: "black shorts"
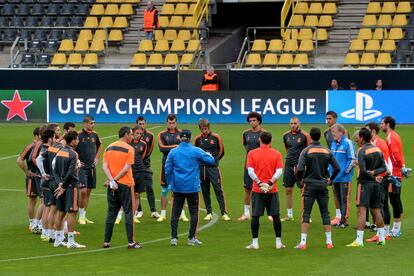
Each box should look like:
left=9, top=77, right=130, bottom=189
left=251, top=192, right=280, bottom=217
left=283, top=165, right=298, bottom=188
left=49, top=180, right=58, bottom=206
left=356, top=182, right=381, bottom=209
left=160, top=163, right=167, bottom=187
left=144, top=168, right=153, bottom=188
left=56, top=184, right=80, bottom=213
left=26, top=176, right=41, bottom=197
left=134, top=171, right=146, bottom=193
left=79, top=167, right=96, bottom=189
left=243, top=168, right=253, bottom=190
left=42, top=188, right=52, bottom=206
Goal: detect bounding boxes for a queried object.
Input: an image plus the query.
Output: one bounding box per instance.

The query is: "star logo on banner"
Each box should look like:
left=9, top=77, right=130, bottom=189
left=1, top=90, right=32, bottom=121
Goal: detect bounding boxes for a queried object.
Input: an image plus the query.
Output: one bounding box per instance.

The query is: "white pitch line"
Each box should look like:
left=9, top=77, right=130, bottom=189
left=0, top=125, right=161, bottom=161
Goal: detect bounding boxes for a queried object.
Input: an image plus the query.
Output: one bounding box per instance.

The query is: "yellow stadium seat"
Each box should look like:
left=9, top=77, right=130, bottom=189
left=180, top=53, right=194, bottom=65
left=262, top=53, right=278, bottom=66
left=283, top=39, right=298, bottom=52
left=148, top=53, right=163, bottom=67
left=183, top=16, right=196, bottom=28
left=99, top=17, right=114, bottom=28
left=93, top=30, right=107, bottom=41
left=163, top=29, right=177, bottom=41
left=51, top=53, right=67, bottom=66
left=278, top=53, right=294, bottom=66
left=175, top=3, right=188, bottom=15
left=91, top=4, right=105, bottom=16
left=388, top=28, right=403, bottom=39
left=154, top=40, right=169, bottom=52
left=186, top=39, right=200, bottom=52
left=381, top=39, right=396, bottom=52
left=138, top=39, right=153, bottom=52
left=304, top=15, right=318, bottom=27
left=298, top=28, right=313, bottom=40
left=154, top=30, right=164, bottom=40
left=376, top=53, right=391, bottom=66
left=314, top=28, right=328, bottom=42
left=90, top=39, right=105, bottom=52
left=164, top=53, right=179, bottom=67
left=308, top=3, right=323, bottom=14
left=365, top=39, right=380, bottom=52
left=373, top=28, right=386, bottom=40
left=295, top=2, right=308, bottom=15
left=268, top=39, right=283, bottom=52
left=382, top=2, right=396, bottom=14
left=360, top=53, right=375, bottom=66
left=169, top=16, right=183, bottom=27
left=125, top=0, right=140, bottom=4
left=362, top=15, right=377, bottom=27
left=294, top=53, right=309, bottom=66
left=170, top=39, right=186, bottom=52
left=178, top=30, right=191, bottom=40
left=95, top=0, right=107, bottom=3
left=113, top=17, right=128, bottom=28
left=392, top=15, right=407, bottom=27
left=119, top=4, right=133, bottom=16
left=251, top=39, right=267, bottom=52
left=161, top=4, right=174, bottom=15
left=67, top=53, right=82, bottom=66
left=349, top=39, right=365, bottom=52
left=284, top=29, right=299, bottom=40
left=84, top=17, right=99, bottom=28
left=367, top=2, right=381, bottom=14
left=105, top=4, right=119, bottom=16
left=290, top=15, right=304, bottom=27
left=396, top=2, right=411, bottom=14
left=131, top=53, right=146, bottom=67
left=318, top=15, right=333, bottom=28
left=111, top=0, right=125, bottom=3
left=58, top=39, right=74, bottom=52
left=377, top=15, right=392, bottom=26
left=158, top=17, right=169, bottom=28
left=78, top=30, right=93, bottom=41
left=322, top=3, right=337, bottom=15
left=245, top=53, right=261, bottom=67
left=358, top=28, right=372, bottom=40
left=344, top=53, right=359, bottom=66
left=74, top=40, right=89, bottom=52
left=83, top=53, right=99, bottom=66
left=299, top=39, right=314, bottom=52
left=108, top=30, right=123, bottom=42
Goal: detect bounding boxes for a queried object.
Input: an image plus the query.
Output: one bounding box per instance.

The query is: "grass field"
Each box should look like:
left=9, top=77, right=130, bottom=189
left=0, top=123, right=413, bottom=275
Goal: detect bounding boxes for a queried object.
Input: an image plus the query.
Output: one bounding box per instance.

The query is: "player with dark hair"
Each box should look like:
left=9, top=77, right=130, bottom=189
left=76, top=115, right=102, bottom=225
left=295, top=127, right=340, bottom=250
left=239, top=111, right=265, bottom=221
left=245, top=131, right=285, bottom=249
left=63, top=122, right=76, bottom=132
left=347, top=128, right=387, bottom=247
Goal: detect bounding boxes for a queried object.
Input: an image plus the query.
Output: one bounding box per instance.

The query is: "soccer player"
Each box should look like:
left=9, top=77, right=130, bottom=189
left=102, top=126, right=141, bottom=249
left=157, top=114, right=187, bottom=222
left=165, top=130, right=215, bottom=246
left=295, top=127, right=340, bottom=250
left=53, top=131, right=85, bottom=248
left=76, top=115, right=102, bottom=225
left=194, top=119, right=230, bottom=221
left=239, top=111, right=265, bottom=221
left=17, top=127, right=42, bottom=233
left=365, top=122, right=393, bottom=242
left=347, top=128, right=387, bottom=247
left=245, top=131, right=285, bottom=249
left=380, top=116, right=406, bottom=237
left=329, top=124, right=356, bottom=228
left=281, top=116, right=310, bottom=221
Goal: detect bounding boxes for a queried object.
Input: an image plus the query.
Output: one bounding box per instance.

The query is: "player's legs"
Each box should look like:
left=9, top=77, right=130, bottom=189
left=389, top=182, right=403, bottom=236
left=81, top=168, right=96, bottom=223
left=104, top=187, right=122, bottom=245
left=120, top=185, right=135, bottom=245
left=201, top=178, right=212, bottom=216
left=144, top=170, right=158, bottom=215
left=187, top=192, right=199, bottom=240
left=78, top=168, right=88, bottom=223
left=170, top=192, right=185, bottom=239
left=210, top=167, right=228, bottom=216
left=266, top=192, right=284, bottom=248
left=316, top=187, right=333, bottom=247
left=296, top=186, right=315, bottom=249
left=247, top=192, right=265, bottom=249
left=65, top=185, right=83, bottom=248
left=240, top=168, right=252, bottom=220
left=338, top=182, right=351, bottom=226
left=159, top=164, right=169, bottom=221
left=282, top=166, right=295, bottom=221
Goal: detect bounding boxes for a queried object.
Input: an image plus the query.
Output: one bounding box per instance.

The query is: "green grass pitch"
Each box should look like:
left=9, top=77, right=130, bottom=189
left=0, top=123, right=413, bottom=275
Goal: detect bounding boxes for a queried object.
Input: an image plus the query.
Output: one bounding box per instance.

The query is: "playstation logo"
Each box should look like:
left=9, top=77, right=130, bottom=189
left=341, top=92, right=382, bottom=122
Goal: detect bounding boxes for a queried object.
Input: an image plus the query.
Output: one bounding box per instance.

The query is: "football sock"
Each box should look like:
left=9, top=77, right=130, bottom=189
left=393, top=221, right=401, bottom=232
left=384, top=225, right=390, bottom=234
left=180, top=210, right=186, bottom=217
left=276, top=237, right=282, bottom=248
left=378, top=228, right=385, bottom=242
left=300, top=233, right=307, bottom=245
left=63, top=221, right=68, bottom=233
left=356, top=230, right=364, bottom=244
left=287, top=209, right=293, bottom=218
left=335, top=209, right=341, bottom=218
left=160, top=210, right=166, bottom=217
left=252, top=238, right=258, bottom=247
left=325, top=232, right=332, bottom=244
left=68, top=232, right=75, bottom=244
left=117, top=210, right=123, bottom=219
left=79, top=208, right=85, bottom=218
left=244, top=205, right=250, bottom=216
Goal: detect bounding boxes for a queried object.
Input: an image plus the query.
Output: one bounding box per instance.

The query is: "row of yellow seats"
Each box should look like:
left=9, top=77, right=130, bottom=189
left=251, top=39, right=314, bottom=53
left=284, top=28, right=328, bottom=42
left=95, top=0, right=140, bottom=4
left=78, top=29, right=108, bottom=42
left=344, top=52, right=393, bottom=66
left=84, top=16, right=129, bottom=29
left=58, top=39, right=105, bottom=52
left=90, top=4, right=135, bottom=16
left=159, top=16, right=196, bottom=28
left=51, top=53, right=99, bottom=66
left=367, top=2, right=412, bottom=14
left=245, top=53, right=309, bottom=67
left=165, top=0, right=198, bottom=3
left=130, top=53, right=194, bottom=67
left=349, top=39, right=396, bottom=52
left=137, top=39, right=200, bottom=53
left=153, top=29, right=198, bottom=41
left=358, top=27, right=404, bottom=40
left=362, top=14, right=408, bottom=27
left=161, top=3, right=196, bottom=15
left=290, top=15, right=333, bottom=28
left=295, top=2, right=337, bottom=15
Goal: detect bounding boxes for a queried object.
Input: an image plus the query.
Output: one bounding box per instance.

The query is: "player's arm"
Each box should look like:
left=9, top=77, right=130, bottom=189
left=164, top=151, right=174, bottom=185
left=389, top=140, right=403, bottom=168
left=146, top=132, right=155, bottom=157
left=345, top=140, right=357, bottom=174
left=17, top=145, right=34, bottom=176
left=114, top=148, right=134, bottom=182
left=158, top=132, right=176, bottom=153
left=31, top=142, right=41, bottom=167
left=61, top=155, right=76, bottom=189
left=242, top=131, right=248, bottom=151
left=303, top=131, right=311, bottom=146
left=329, top=153, right=341, bottom=181
left=216, top=134, right=224, bottom=160
left=198, top=148, right=215, bottom=165
left=141, top=142, right=147, bottom=160
left=36, top=155, right=48, bottom=178
left=94, top=134, right=103, bottom=164
left=358, top=149, right=375, bottom=181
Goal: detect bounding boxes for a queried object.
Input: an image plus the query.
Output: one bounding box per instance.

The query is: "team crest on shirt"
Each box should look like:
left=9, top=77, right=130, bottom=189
left=166, top=136, right=170, bottom=141
left=91, top=138, right=95, bottom=143
left=140, top=146, right=143, bottom=152
left=297, top=138, right=301, bottom=143
left=145, top=137, right=149, bottom=142
left=210, top=140, right=215, bottom=145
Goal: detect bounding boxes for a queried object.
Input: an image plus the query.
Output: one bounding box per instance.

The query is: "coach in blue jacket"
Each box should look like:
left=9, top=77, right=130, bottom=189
left=165, top=129, right=215, bottom=246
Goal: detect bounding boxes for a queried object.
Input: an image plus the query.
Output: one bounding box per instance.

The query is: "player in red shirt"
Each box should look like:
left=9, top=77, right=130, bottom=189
left=245, top=132, right=285, bottom=249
